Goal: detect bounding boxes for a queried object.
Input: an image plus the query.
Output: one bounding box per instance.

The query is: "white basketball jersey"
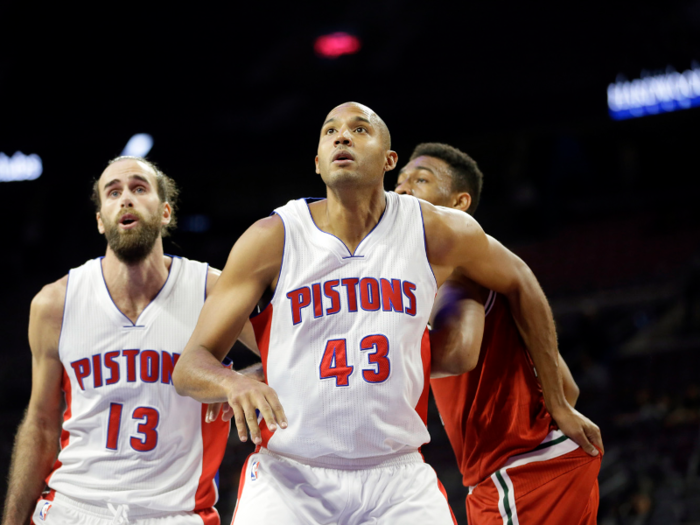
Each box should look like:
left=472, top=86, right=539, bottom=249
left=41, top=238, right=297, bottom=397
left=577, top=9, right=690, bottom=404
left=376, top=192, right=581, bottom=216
left=251, top=192, right=437, bottom=467
left=48, top=256, right=229, bottom=514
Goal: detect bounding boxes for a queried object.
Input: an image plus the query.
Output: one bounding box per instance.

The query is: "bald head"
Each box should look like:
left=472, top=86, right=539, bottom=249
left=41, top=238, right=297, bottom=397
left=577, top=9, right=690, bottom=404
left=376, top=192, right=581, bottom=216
left=326, top=102, right=391, bottom=149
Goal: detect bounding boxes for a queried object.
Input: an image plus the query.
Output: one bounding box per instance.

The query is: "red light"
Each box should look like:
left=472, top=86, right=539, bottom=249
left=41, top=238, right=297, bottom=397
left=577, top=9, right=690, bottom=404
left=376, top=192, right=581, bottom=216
left=314, top=32, right=361, bottom=59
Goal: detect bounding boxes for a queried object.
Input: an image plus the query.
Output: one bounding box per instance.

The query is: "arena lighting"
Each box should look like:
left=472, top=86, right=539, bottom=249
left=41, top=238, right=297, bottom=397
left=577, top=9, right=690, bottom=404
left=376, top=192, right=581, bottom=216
left=121, top=133, right=154, bottom=157
left=608, top=63, right=700, bottom=120
left=314, top=32, right=361, bottom=59
left=0, top=151, right=43, bottom=182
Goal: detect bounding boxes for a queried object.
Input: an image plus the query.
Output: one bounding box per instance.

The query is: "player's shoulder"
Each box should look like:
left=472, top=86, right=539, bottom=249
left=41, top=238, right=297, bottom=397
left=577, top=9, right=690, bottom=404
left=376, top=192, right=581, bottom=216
left=206, top=265, right=222, bottom=295
left=237, top=214, right=285, bottom=251
left=225, top=213, right=285, bottom=277
left=249, top=213, right=284, bottom=235
left=418, top=198, right=483, bottom=240
left=30, top=274, right=68, bottom=326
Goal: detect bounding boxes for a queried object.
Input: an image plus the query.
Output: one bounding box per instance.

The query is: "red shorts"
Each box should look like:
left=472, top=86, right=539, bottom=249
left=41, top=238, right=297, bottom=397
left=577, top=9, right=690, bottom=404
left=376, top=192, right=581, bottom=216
left=466, top=434, right=601, bottom=525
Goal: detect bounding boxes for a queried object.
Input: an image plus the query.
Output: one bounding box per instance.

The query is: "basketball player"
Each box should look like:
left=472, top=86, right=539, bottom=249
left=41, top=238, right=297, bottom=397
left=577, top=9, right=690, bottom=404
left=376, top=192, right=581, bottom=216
left=1, top=157, right=258, bottom=525
left=172, top=102, right=602, bottom=524
left=396, top=142, right=602, bottom=524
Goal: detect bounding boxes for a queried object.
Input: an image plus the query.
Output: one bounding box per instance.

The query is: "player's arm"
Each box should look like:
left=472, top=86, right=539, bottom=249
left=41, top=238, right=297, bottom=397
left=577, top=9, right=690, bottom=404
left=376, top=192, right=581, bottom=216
left=423, top=202, right=603, bottom=456
left=429, top=277, right=485, bottom=378
left=559, top=355, right=579, bottom=407
left=205, top=362, right=266, bottom=424
left=173, top=216, right=287, bottom=445
left=206, top=267, right=260, bottom=356
left=2, top=279, right=67, bottom=525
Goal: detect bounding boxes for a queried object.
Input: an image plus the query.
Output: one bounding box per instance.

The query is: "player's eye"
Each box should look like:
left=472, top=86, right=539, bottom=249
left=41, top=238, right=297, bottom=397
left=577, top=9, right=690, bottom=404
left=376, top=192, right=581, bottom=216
left=134, top=186, right=146, bottom=193
left=325, top=128, right=336, bottom=135
left=417, top=178, right=428, bottom=183
left=109, top=190, right=120, bottom=197
left=355, top=127, right=366, bottom=133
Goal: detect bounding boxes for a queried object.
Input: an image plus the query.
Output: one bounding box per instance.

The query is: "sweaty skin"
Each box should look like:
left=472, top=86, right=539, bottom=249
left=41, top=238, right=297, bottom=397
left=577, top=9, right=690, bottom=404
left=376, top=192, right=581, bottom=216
left=1, top=160, right=258, bottom=525
left=173, top=102, right=602, bottom=457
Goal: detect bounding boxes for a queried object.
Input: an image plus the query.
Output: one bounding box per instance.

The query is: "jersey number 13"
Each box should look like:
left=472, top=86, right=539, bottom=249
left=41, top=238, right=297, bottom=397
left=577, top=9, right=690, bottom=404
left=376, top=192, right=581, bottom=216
left=105, top=403, right=160, bottom=452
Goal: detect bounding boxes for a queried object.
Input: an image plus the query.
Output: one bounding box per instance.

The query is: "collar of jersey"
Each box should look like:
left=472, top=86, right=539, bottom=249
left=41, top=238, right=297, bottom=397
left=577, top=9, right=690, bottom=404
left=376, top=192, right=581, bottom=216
left=96, top=255, right=180, bottom=327
left=302, top=193, right=390, bottom=259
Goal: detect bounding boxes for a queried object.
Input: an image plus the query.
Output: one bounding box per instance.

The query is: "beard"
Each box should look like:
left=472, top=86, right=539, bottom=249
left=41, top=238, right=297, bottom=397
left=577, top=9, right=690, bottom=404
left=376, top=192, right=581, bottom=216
left=103, top=209, right=162, bottom=265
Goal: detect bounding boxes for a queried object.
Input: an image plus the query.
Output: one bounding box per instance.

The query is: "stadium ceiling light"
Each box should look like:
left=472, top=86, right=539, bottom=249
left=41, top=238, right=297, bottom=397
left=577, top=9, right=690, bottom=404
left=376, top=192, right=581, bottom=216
left=121, top=133, right=154, bottom=157
left=314, top=32, right=361, bottom=59
left=0, top=151, right=43, bottom=182
left=608, top=63, right=700, bottom=120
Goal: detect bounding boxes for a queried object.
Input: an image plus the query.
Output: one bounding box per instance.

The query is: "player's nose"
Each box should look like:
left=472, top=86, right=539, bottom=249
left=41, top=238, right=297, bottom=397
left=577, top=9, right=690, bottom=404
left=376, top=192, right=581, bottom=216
left=395, top=180, right=412, bottom=195
left=334, top=127, right=353, bottom=147
left=119, top=193, right=135, bottom=208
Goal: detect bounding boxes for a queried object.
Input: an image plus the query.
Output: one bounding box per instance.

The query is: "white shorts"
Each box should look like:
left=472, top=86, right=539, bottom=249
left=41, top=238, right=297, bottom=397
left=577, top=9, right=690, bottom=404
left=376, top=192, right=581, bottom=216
left=32, top=492, right=215, bottom=525
left=232, top=449, right=456, bottom=525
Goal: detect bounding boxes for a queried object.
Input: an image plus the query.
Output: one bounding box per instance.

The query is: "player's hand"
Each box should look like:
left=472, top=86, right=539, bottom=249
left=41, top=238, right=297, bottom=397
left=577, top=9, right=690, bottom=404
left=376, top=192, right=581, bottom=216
left=206, top=364, right=266, bottom=423
left=206, top=402, right=223, bottom=423
left=226, top=373, right=287, bottom=445
left=550, top=404, right=604, bottom=456
left=206, top=402, right=235, bottom=423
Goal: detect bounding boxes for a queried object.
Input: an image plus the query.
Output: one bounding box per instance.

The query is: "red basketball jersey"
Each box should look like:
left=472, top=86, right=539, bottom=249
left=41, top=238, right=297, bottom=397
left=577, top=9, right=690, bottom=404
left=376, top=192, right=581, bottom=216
left=431, top=291, right=554, bottom=487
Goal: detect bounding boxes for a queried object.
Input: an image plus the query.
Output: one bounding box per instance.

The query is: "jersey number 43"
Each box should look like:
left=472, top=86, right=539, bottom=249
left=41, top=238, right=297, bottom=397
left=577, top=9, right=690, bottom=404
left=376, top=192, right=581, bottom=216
left=319, top=334, right=391, bottom=387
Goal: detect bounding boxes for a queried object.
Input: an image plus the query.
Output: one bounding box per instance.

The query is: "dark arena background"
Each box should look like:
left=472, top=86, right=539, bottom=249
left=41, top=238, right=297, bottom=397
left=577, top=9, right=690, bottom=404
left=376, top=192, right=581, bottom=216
left=2, top=3, right=700, bottom=524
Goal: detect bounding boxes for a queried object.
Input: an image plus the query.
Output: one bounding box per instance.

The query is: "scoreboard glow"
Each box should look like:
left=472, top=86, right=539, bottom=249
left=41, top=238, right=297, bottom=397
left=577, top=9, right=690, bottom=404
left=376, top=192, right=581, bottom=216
left=608, top=63, right=700, bottom=120
left=0, top=151, right=43, bottom=182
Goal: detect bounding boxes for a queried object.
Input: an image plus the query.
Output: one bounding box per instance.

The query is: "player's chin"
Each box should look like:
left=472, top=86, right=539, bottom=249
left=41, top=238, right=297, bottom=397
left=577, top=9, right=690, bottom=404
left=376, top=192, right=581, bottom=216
left=325, top=169, right=369, bottom=188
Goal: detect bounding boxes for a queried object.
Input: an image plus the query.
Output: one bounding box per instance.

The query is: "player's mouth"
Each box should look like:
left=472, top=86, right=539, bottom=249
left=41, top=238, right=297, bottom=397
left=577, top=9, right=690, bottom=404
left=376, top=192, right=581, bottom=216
left=118, top=213, right=140, bottom=230
left=332, top=150, right=355, bottom=165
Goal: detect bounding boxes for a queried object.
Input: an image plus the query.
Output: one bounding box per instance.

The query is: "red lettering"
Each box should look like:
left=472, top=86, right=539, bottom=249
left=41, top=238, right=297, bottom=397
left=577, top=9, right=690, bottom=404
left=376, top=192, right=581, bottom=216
left=341, top=278, right=359, bottom=312
left=140, top=350, right=160, bottom=383
left=312, top=283, right=323, bottom=318
left=70, top=358, right=91, bottom=390
left=287, top=287, right=311, bottom=325
left=161, top=352, right=180, bottom=385
left=104, top=351, right=120, bottom=385
left=92, top=354, right=103, bottom=388
left=122, top=349, right=140, bottom=382
left=359, top=278, right=380, bottom=311
left=403, top=282, right=417, bottom=316
left=324, top=280, right=341, bottom=315
left=381, top=278, right=404, bottom=312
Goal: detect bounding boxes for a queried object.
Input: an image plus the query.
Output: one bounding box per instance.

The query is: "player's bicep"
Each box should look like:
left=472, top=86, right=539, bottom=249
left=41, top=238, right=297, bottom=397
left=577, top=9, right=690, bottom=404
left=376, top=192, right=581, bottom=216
left=27, top=284, right=66, bottom=425
left=454, top=232, right=532, bottom=297
left=186, top=216, right=283, bottom=360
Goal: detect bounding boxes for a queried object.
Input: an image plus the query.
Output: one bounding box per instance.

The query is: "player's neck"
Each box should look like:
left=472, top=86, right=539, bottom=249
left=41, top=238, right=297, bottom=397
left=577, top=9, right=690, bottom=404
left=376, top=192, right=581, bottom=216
left=317, top=185, right=386, bottom=254
left=101, top=243, right=172, bottom=323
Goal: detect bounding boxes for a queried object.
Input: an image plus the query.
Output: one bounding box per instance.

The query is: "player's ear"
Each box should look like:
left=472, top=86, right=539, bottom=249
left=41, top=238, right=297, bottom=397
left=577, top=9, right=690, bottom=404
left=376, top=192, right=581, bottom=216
left=161, top=202, right=172, bottom=226
left=452, top=192, right=472, bottom=212
left=97, top=212, right=105, bottom=234
left=315, top=155, right=320, bottom=175
left=384, top=150, right=398, bottom=173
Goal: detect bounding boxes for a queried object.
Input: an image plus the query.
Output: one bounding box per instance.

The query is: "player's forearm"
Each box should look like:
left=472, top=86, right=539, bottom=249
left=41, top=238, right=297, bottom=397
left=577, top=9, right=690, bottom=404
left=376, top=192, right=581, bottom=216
left=429, top=280, right=485, bottom=376
left=560, top=355, right=580, bottom=407
left=239, top=362, right=265, bottom=382
left=430, top=320, right=481, bottom=376
left=173, top=346, right=239, bottom=403
left=2, top=415, right=59, bottom=525
left=505, top=272, right=568, bottom=413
